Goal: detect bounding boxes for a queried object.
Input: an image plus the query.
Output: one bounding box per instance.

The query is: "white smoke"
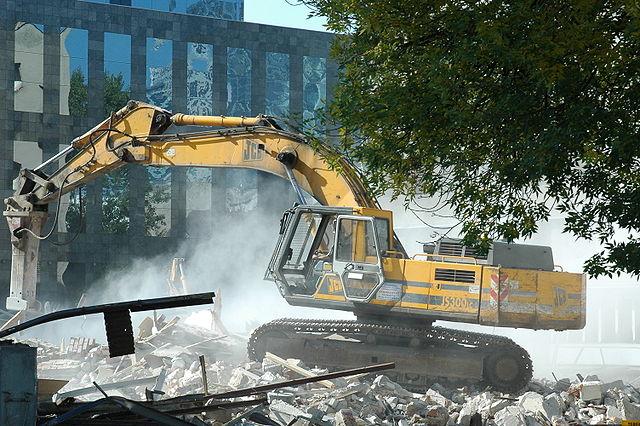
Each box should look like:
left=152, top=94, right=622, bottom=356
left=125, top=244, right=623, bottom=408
left=22, top=172, right=352, bottom=346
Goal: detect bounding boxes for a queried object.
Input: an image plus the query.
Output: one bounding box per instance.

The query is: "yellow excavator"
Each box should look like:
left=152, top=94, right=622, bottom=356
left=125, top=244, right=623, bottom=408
left=4, top=101, right=586, bottom=392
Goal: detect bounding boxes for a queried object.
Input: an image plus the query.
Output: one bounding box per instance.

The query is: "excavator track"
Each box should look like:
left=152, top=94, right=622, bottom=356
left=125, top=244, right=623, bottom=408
left=248, top=318, right=532, bottom=393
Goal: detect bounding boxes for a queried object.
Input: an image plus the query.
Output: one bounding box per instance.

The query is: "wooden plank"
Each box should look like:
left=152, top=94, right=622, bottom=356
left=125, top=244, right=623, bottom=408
left=265, top=352, right=334, bottom=389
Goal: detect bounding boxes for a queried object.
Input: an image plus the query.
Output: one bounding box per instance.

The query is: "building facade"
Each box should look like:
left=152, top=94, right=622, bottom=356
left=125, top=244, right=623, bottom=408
left=0, top=0, right=336, bottom=303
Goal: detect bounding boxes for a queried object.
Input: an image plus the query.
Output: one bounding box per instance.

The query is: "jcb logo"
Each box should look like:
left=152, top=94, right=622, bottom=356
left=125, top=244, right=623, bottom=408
left=328, top=278, right=343, bottom=293
left=243, top=140, right=264, bottom=161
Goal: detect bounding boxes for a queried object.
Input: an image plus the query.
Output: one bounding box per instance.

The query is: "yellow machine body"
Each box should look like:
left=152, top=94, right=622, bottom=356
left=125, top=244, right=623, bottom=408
left=267, top=206, right=585, bottom=331
left=5, top=101, right=586, bottom=334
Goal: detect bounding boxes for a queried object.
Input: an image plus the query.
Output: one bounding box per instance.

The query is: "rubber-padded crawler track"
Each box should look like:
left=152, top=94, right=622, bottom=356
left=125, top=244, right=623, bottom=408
left=248, top=318, right=532, bottom=393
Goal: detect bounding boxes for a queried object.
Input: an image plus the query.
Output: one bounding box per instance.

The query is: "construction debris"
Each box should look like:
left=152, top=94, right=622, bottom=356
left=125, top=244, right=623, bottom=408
left=14, top=313, right=640, bottom=425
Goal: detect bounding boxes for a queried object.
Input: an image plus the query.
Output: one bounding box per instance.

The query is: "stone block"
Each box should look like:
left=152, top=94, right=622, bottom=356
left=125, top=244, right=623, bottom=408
left=606, top=404, right=622, bottom=421
left=427, top=389, right=453, bottom=407
left=267, top=391, right=295, bottom=405
left=579, top=381, right=602, bottom=403
left=618, top=398, right=640, bottom=420
left=494, top=406, right=528, bottom=426
left=623, top=386, right=640, bottom=404
left=269, top=399, right=307, bottom=425
left=518, top=391, right=544, bottom=414
left=603, top=380, right=625, bottom=392
left=424, top=405, right=449, bottom=426
left=542, top=393, right=563, bottom=419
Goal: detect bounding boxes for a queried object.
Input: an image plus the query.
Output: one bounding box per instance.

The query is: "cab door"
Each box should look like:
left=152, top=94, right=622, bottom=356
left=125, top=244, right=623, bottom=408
left=333, top=216, right=385, bottom=302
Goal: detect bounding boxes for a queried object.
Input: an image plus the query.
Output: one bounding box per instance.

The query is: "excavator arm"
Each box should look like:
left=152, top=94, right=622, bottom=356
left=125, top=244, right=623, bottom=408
left=4, top=100, right=381, bottom=311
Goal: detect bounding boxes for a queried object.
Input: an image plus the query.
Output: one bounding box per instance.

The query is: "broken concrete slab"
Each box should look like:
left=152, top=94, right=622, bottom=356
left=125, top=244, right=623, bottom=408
left=579, top=381, right=603, bottom=403
left=494, top=406, right=528, bottom=426
left=541, top=393, right=564, bottom=419
left=269, top=399, right=308, bottom=425
left=518, top=391, right=544, bottom=415
left=618, top=398, right=640, bottom=420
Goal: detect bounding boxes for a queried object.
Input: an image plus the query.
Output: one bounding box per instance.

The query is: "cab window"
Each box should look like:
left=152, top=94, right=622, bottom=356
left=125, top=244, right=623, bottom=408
left=336, top=218, right=378, bottom=263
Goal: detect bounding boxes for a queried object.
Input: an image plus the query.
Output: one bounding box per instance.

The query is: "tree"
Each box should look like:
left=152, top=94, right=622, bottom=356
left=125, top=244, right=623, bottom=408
left=301, top=0, right=640, bottom=277
left=68, top=68, right=87, bottom=116
left=104, top=72, right=130, bottom=118
left=102, top=167, right=130, bottom=234
left=64, top=165, right=170, bottom=236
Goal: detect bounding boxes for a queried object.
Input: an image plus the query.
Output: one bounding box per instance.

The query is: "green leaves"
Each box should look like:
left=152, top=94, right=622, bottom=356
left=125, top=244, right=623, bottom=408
left=302, top=0, right=640, bottom=277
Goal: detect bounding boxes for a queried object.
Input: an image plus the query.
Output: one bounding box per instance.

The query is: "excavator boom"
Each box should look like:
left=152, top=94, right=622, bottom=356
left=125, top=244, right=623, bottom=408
left=4, top=101, right=385, bottom=311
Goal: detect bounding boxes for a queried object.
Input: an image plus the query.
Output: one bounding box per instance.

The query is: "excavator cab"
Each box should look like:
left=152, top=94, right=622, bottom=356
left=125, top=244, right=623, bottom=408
left=266, top=205, right=388, bottom=303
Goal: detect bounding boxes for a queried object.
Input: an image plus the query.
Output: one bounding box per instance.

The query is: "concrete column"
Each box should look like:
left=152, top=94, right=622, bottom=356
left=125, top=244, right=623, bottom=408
left=289, top=54, right=303, bottom=119
left=251, top=49, right=265, bottom=116
left=172, top=40, right=187, bottom=113
left=130, top=32, right=146, bottom=101
left=88, top=29, right=105, bottom=119
left=170, top=168, right=187, bottom=238
left=213, top=44, right=227, bottom=115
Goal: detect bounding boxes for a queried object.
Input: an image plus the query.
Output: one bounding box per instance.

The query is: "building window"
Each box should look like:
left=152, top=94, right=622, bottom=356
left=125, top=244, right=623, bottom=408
left=265, top=52, right=289, bottom=117
left=102, top=167, right=130, bottom=234
left=187, top=42, right=214, bottom=115
left=145, top=168, right=172, bottom=236
left=64, top=187, right=87, bottom=233
left=303, top=56, right=326, bottom=127
left=184, top=0, right=243, bottom=20
left=104, top=33, right=131, bottom=117
left=14, top=23, right=44, bottom=113
left=146, top=38, right=173, bottom=110
left=60, top=28, right=89, bottom=116
left=80, top=0, right=243, bottom=20
left=13, top=140, right=42, bottom=172
left=227, top=47, right=251, bottom=116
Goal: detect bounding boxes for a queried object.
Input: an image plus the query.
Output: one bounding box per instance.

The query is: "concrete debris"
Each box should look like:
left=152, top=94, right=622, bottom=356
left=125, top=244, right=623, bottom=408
left=16, top=316, right=640, bottom=425
left=579, top=381, right=603, bottom=403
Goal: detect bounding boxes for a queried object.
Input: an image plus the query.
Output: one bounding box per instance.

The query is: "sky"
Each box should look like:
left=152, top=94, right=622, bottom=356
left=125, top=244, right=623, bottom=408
left=244, top=0, right=329, bottom=32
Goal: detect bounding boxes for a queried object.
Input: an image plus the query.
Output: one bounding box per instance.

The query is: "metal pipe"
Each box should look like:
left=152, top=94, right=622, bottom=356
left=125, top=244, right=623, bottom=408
left=283, top=165, right=307, bottom=205
left=33, top=145, right=75, bottom=172
left=171, top=113, right=265, bottom=128
left=207, top=362, right=395, bottom=400
left=0, top=292, right=215, bottom=339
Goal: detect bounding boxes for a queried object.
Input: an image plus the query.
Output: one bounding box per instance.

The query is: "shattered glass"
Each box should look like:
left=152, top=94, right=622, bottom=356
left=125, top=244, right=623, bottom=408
left=226, top=47, right=251, bottom=116
left=187, top=42, right=214, bottom=115
left=303, top=56, right=326, bottom=128
left=265, top=52, right=289, bottom=118
left=186, top=0, right=242, bottom=20
left=146, top=38, right=173, bottom=110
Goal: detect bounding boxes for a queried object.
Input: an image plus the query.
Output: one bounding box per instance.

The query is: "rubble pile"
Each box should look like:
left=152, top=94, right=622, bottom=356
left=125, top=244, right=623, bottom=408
left=24, top=315, right=640, bottom=425
left=34, top=312, right=246, bottom=400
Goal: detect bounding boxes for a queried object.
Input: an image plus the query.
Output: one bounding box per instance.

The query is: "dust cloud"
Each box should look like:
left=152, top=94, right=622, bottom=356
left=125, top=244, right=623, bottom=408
left=17, top=174, right=640, bottom=383
left=21, top=170, right=352, bottom=346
